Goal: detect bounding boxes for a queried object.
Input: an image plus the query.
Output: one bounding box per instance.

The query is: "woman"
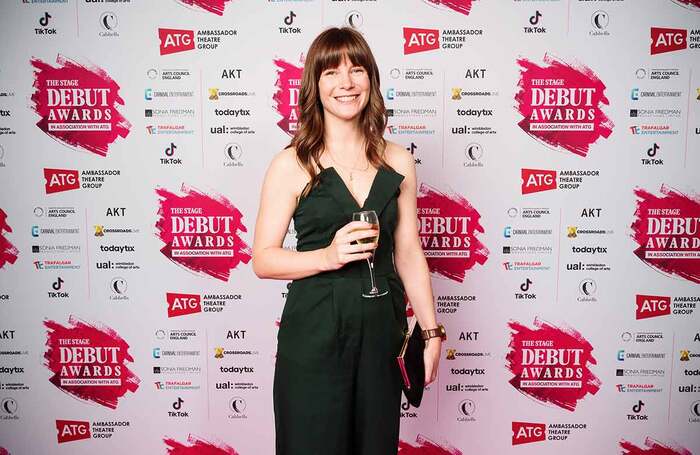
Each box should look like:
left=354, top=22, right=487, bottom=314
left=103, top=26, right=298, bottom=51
left=252, top=27, right=442, bottom=455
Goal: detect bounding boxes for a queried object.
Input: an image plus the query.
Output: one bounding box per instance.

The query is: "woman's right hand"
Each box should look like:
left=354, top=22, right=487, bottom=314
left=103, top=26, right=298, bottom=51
left=322, top=221, right=378, bottom=271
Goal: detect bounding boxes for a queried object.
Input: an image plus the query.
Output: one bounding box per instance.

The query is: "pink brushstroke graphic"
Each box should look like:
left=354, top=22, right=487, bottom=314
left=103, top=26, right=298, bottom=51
left=0, top=209, right=18, bottom=269
left=273, top=57, right=303, bottom=136
left=417, top=183, right=488, bottom=283
left=515, top=54, right=613, bottom=157
left=175, top=0, right=232, bottom=15
left=506, top=317, right=601, bottom=412
left=620, top=436, right=692, bottom=455
left=399, top=434, right=462, bottom=454
left=0, top=448, right=9, bottom=455
left=631, top=185, right=700, bottom=284
left=44, top=315, right=139, bottom=409
left=670, top=0, right=700, bottom=10
left=30, top=55, right=130, bottom=157
left=164, top=434, right=240, bottom=455
left=422, top=0, right=473, bottom=15
left=155, top=183, right=251, bottom=282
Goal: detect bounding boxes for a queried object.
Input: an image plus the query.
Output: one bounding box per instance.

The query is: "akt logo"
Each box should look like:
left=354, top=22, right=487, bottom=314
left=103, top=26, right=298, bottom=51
left=44, top=168, right=79, bottom=194
left=158, top=28, right=194, bottom=55
left=166, top=292, right=201, bottom=317
left=512, top=421, right=546, bottom=445
left=521, top=169, right=557, bottom=194
left=56, top=419, right=90, bottom=443
left=635, top=294, right=670, bottom=320
left=403, top=27, right=439, bottom=54
left=650, top=27, right=687, bottom=55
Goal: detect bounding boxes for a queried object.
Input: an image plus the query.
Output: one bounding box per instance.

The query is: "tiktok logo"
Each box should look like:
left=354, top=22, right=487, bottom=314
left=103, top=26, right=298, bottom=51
left=520, top=278, right=532, bottom=292
left=529, top=11, right=542, bottom=25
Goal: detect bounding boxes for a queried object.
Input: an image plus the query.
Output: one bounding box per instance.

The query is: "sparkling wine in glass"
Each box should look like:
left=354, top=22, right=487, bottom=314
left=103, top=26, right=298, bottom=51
left=353, top=210, right=387, bottom=298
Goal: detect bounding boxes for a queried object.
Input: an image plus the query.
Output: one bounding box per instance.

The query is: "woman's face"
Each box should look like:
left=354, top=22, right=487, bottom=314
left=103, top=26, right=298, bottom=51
left=318, top=55, right=370, bottom=123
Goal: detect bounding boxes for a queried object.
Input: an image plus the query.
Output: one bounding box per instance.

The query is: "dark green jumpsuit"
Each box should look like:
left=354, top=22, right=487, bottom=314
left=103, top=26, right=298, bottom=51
left=274, top=165, right=409, bottom=455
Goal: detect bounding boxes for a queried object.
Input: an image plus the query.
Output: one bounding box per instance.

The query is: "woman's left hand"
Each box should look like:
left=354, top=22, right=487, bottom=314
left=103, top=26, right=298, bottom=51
left=423, top=337, right=441, bottom=385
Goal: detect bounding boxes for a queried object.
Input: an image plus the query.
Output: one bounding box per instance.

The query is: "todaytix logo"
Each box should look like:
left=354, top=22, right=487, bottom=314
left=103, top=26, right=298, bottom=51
left=159, top=28, right=195, bottom=55
left=166, top=292, right=201, bottom=317
left=650, top=27, right=687, bottom=55
left=521, top=169, right=556, bottom=194
left=56, top=420, right=90, bottom=443
left=512, top=422, right=546, bottom=445
left=403, top=27, right=439, bottom=54
left=636, top=294, right=670, bottom=320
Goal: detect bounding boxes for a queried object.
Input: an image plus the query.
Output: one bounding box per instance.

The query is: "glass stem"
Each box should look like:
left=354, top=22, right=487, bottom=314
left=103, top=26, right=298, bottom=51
left=366, top=257, right=378, bottom=293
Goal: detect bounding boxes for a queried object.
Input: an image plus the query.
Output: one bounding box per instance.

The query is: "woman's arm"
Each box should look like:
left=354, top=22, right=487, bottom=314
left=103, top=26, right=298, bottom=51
left=252, top=148, right=377, bottom=280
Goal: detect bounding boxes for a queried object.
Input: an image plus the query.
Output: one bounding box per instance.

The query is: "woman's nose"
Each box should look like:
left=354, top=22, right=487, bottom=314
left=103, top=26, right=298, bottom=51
left=338, top=69, right=354, bottom=88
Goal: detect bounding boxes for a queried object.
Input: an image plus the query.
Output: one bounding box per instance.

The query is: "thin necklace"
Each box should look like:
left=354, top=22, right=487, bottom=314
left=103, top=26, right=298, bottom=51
left=327, top=148, right=369, bottom=182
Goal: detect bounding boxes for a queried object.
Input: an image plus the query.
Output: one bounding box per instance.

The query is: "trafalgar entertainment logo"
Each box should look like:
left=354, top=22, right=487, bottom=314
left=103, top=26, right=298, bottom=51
left=0, top=209, right=19, bottom=270
left=620, top=436, right=692, bottom=455
left=506, top=318, right=601, bottom=411
left=416, top=183, right=488, bottom=283
left=630, top=185, right=700, bottom=284
left=512, top=421, right=587, bottom=446
left=43, top=315, right=140, bottom=409
left=515, top=54, right=613, bottom=157
left=650, top=26, right=700, bottom=55
left=158, top=27, right=237, bottom=55
left=403, top=26, right=483, bottom=55
left=273, top=56, right=303, bottom=136
left=30, top=55, right=131, bottom=157
left=174, top=0, right=233, bottom=16
left=164, top=434, right=240, bottom=454
left=155, top=183, right=252, bottom=282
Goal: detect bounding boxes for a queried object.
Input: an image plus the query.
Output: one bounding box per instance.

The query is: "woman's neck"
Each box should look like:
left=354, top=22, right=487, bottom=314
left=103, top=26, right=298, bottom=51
left=323, top=114, right=365, bottom=162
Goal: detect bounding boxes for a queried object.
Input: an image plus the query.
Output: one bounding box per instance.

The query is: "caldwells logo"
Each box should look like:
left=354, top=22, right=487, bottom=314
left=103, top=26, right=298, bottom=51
left=158, top=28, right=194, bottom=55
left=155, top=184, right=252, bottom=282
left=630, top=185, right=700, bottom=284
left=422, top=0, right=474, bottom=16
left=163, top=434, right=240, bottom=454
left=0, top=209, right=19, bottom=270
left=636, top=294, right=671, bottom=320
left=43, top=315, right=140, bottom=409
left=403, top=27, right=440, bottom=54
left=515, top=54, right=613, bottom=157
left=506, top=318, right=601, bottom=411
left=272, top=56, right=303, bottom=136
left=416, top=183, right=488, bottom=283
left=174, top=0, right=233, bottom=16
left=620, top=436, right=692, bottom=455
left=44, top=168, right=79, bottom=194
left=30, top=55, right=131, bottom=157
left=650, top=27, right=688, bottom=55
left=166, top=292, right=201, bottom=318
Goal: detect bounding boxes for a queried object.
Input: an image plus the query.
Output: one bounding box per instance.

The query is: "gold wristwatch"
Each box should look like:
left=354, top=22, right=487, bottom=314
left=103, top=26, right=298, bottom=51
left=421, top=323, right=446, bottom=341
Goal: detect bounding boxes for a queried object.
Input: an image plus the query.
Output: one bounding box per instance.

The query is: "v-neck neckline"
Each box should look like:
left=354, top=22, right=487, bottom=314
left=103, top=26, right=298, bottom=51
left=324, top=166, right=383, bottom=211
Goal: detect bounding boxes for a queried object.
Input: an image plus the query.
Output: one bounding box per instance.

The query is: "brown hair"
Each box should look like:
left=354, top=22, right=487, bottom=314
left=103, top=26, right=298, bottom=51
left=289, top=26, right=391, bottom=197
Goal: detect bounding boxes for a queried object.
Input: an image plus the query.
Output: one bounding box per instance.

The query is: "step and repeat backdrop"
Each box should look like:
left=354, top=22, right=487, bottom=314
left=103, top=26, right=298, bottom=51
left=0, top=0, right=699, bottom=454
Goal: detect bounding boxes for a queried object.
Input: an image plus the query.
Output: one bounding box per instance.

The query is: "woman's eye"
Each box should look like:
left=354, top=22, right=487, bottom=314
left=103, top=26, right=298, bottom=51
left=352, top=68, right=365, bottom=73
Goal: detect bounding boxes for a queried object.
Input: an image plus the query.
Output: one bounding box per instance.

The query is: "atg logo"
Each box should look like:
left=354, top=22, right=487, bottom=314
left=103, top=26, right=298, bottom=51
left=56, top=419, right=90, bottom=443
left=636, top=294, right=670, bottom=320
left=44, top=168, right=79, bottom=194
left=166, top=292, right=201, bottom=317
left=512, top=421, right=546, bottom=445
left=158, top=28, right=194, bottom=55
left=650, top=27, right=687, bottom=55
left=403, top=27, right=439, bottom=54
left=521, top=169, right=557, bottom=194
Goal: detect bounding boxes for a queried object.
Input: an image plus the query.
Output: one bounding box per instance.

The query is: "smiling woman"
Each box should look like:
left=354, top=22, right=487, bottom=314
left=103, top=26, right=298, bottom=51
left=252, top=26, right=442, bottom=455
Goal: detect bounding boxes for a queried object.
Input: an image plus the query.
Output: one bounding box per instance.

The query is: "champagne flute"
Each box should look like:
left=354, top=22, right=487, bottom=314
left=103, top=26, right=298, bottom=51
left=353, top=210, right=387, bottom=298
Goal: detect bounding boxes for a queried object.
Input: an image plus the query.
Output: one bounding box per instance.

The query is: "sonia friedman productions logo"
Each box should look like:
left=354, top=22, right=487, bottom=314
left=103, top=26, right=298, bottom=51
left=416, top=183, right=489, bottom=283
left=163, top=434, right=240, bottom=454
left=515, top=54, right=613, bottom=157
left=155, top=184, right=252, bottom=282
left=0, top=209, right=19, bottom=270
left=630, top=185, right=700, bottom=284
left=43, top=315, right=140, bottom=409
left=30, top=55, right=131, bottom=157
left=506, top=318, right=601, bottom=411
left=273, top=56, right=303, bottom=136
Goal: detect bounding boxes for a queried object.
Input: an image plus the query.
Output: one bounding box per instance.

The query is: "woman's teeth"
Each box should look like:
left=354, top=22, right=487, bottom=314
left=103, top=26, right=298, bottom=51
left=335, top=95, right=358, bottom=102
